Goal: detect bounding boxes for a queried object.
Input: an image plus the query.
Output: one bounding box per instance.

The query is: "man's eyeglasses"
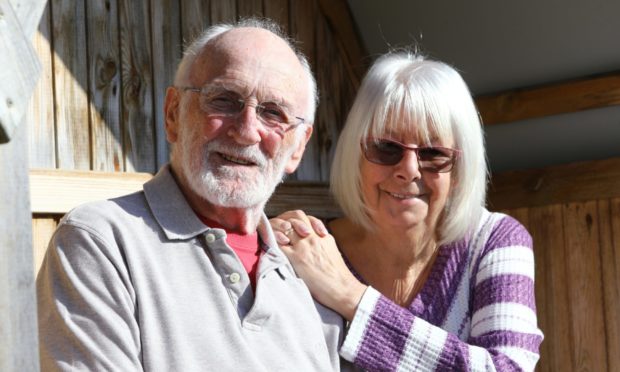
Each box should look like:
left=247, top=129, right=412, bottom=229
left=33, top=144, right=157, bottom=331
left=179, top=85, right=306, bottom=133
left=361, top=138, right=460, bottom=173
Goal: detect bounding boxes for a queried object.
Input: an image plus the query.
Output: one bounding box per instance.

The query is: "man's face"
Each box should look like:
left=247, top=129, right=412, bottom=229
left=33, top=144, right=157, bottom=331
left=165, top=28, right=312, bottom=209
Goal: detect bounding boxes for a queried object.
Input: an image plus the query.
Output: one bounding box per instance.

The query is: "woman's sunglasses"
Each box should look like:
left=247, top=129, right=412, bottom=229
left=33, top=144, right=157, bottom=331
left=361, top=138, right=461, bottom=173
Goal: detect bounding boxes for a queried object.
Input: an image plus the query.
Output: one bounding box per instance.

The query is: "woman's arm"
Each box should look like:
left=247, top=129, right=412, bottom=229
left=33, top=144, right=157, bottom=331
left=271, top=212, right=543, bottom=372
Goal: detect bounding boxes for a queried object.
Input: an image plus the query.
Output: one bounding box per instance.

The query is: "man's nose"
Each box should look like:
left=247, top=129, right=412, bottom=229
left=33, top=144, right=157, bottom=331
left=227, top=104, right=263, bottom=145
left=394, top=149, right=422, bottom=182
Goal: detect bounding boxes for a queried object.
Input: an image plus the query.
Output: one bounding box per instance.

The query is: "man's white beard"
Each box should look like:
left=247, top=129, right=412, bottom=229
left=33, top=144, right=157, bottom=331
left=179, top=134, right=297, bottom=209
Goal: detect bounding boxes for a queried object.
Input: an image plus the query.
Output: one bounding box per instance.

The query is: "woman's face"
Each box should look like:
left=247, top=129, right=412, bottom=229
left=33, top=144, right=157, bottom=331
left=359, top=128, right=454, bottom=233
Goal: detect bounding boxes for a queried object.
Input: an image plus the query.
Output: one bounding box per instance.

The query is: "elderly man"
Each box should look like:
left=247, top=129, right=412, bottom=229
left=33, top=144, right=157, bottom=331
left=37, top=19, right=349, bottom=371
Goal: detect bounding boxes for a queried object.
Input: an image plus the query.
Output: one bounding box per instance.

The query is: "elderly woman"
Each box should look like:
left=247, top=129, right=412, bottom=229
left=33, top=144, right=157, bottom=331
left=272, top=52, right=543, bottom=371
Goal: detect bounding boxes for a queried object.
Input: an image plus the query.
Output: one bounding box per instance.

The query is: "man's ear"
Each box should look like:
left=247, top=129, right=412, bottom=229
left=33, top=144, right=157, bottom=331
left=164, top=87, right=181, bottom=143
left=284, top=124, right=313, bottom=174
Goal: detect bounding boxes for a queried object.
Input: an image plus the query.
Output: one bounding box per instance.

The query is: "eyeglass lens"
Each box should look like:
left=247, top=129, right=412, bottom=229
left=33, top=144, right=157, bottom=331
left=200, top=90, right=294, bottom=128
left=363, top=139, right=456, bottom=172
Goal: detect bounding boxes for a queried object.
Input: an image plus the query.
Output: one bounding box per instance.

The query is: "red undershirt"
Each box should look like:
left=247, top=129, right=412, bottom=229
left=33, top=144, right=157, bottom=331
left=198, top=216, right=261, bottom=290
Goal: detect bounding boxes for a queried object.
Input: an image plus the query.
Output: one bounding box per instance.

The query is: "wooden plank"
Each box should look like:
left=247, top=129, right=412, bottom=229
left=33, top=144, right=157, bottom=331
left=151, top=0, right=181, bottom=169
left=488, top=156, right=620, bottom=210
left=180, top=0, right=210, bottom=47
left=236, top=0, right=263, bottom=19
left=312, top=13, right=347, bottom=181
left=29, top=168, right=153, bottom=214
left=599, top=198, right=620, bottom=371
left=119, top=0, right=156, bottom=172
left=210, top=0, right=236, bottom=24
left=289, top=0, right=318, bottom=181
left=0, top=118, right=40, bottom=371
left=263, top=0, right=289, bottom=33
left=87, top=0, right=123, bottom=171
left=528, top=205, right=571, bottom=372
left=51, top=0, right=90, bottom=169
left=8, top=0, right=47, bottom=39
left=316, top=0, right=366, bottom=87
left=563, top=201, right=607, bottom=371
left=267, top=181, right=341, bottom=219
left=476, top=72, right=620, bottom=126
left=27, top=3, right=56, bottom=168
left=0, top=0, right=41, bottom=143
left=32, top=216, right=58, bottom=274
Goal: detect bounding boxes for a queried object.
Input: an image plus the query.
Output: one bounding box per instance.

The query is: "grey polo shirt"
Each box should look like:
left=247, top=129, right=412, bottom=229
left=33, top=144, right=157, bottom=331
left=37, top=165, right=349, bottom=371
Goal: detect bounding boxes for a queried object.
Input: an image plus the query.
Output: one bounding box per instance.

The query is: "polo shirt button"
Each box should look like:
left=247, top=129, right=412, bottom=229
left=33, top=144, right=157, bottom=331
left=205, top=233, right=216, bottom=243
left=229, top=272, right=241, bottom=283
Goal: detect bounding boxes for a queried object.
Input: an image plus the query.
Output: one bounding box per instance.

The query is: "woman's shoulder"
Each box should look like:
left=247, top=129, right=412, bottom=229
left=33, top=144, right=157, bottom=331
left=474, top=209, right=533, bottom=253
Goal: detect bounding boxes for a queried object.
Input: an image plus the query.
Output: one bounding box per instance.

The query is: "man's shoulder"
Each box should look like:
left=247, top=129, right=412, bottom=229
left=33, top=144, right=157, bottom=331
left=61, top=190, right=150, bottom=231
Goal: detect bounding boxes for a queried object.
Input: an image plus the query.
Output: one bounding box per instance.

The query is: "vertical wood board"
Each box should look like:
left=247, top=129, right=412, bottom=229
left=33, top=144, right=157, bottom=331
left=210, top=0, right=236, bottom=24
left=27, top=3, right=55, bottom=168
left=599, top=198, right=620, bottom=372
left=87, top=0, right=123, bottom=171
left=179, top=0, right=211, bottom=47
left=119, top=0, right=156, bottom=172
left=236, top=0, right=263, bottom=18
left=51, top=0, right=90, bottom=169
left=151, top=0, right=181, bottom=169
left=563, top=201, right=607, bottom=371
left=263, top=0, right=289, bottom=33
left=528, top=205, right=571, bottom=372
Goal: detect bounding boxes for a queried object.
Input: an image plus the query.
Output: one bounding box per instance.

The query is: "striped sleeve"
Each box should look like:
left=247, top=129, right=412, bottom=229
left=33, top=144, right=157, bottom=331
left=338, top=216, right=543, bottom=371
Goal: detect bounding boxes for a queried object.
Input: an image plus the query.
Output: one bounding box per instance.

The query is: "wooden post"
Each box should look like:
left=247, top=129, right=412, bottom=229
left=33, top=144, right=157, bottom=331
left=0, top=0, right=47, bottom=370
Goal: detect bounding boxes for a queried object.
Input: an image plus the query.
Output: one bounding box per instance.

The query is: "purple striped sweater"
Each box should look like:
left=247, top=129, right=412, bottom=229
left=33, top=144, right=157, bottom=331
left=339, top=209, right=544, bottom=371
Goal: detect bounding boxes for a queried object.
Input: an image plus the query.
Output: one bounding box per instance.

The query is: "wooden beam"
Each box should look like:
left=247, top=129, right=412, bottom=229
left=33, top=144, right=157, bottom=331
left=1, top=115, right=40, bottom=372
left=30, top=169, right=152, bottom=214
left=268, top=181, right=341, bottom=219
left=316, top=0, right=368, bottom=87
left=476, top=72, right=620, bottom=125
left=0, top=0, right=41, bottom=143
left=488, top=157, right=620, bottom=210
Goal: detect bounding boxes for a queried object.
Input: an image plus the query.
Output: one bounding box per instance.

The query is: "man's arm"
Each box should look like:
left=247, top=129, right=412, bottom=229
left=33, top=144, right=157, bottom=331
left=37, top=221, right=142, bottom=371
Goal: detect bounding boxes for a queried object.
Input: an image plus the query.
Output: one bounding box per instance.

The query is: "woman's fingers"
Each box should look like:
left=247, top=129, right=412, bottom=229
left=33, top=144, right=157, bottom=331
left=308, top=216, right=328, bottom=236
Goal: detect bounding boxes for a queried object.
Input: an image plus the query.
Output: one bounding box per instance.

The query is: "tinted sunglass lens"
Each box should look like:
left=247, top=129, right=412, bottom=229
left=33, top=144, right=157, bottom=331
left=367, top=141, right=403, bottom=165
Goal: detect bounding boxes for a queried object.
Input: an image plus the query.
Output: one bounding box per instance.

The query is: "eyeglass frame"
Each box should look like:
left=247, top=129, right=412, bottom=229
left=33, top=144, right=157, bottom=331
left=360, top=137, right=461, bottom=173
left=177, top=85, right=307, bottom=133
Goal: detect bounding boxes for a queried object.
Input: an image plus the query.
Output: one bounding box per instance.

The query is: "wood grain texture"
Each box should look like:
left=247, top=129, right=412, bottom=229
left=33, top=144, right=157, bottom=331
left=267, top=181, right=342, bottom=219
left=27, top=3, right=55, bottom=168
left=289, top=0, right=319, bottom=180
left=599, top=198, right=620, bottom=372
left=51, top=0, right=90, bottom=169
left=119, top=0, right=155, bottom=172
left=30, top=168, right=153, bottom=213
left=263, top=0, right=289, bottom=33
left=528, top=205, right=571, bottom=372
left=476, top=72, right=620, bottom=125
left=0, top=0, right=42, bottom=143
left=180, top=0, right=210, bottom=47
left=87, top=0, right=123, bottom=171
left=0, top=119, right=39, bottom=371
left=563, top=201, right=607, bottom=371
left=488, top=156, right=620, bottom=210
left=316, top=0, right=366, bottom=87
left=236, top=0, right=263, bottom=18
left=32, top=216, right=58, bottom=274
left=210, top=0, right=236, bottom=24
left=313, top=14, right=346, bottom=181
left=151, top=0, right=181, bottom=169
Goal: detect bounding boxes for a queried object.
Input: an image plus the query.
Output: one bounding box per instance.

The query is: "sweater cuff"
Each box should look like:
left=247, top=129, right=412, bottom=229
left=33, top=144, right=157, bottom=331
left=339, top=286, right=381, bottom=362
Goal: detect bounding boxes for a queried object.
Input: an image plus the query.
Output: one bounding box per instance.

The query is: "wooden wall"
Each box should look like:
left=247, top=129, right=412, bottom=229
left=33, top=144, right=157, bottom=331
left=27, top=0, right=360, bottom=179
left=25, top=1, right=620, bottom=371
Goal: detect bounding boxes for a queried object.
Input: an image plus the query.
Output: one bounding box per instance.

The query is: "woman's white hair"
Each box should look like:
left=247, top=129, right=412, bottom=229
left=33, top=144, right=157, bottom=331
left=330, top=52, right=488, bottom=245
left=173, top=17, right=318, bottom=124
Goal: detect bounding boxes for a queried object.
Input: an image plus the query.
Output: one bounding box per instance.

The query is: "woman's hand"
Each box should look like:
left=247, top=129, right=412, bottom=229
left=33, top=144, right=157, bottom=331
left=269, top=210, right=367, bottom=320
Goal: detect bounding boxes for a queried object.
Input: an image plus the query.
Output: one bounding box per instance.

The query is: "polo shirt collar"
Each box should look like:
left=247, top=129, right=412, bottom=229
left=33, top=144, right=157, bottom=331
left=143, top=164, right=209, bottom=240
